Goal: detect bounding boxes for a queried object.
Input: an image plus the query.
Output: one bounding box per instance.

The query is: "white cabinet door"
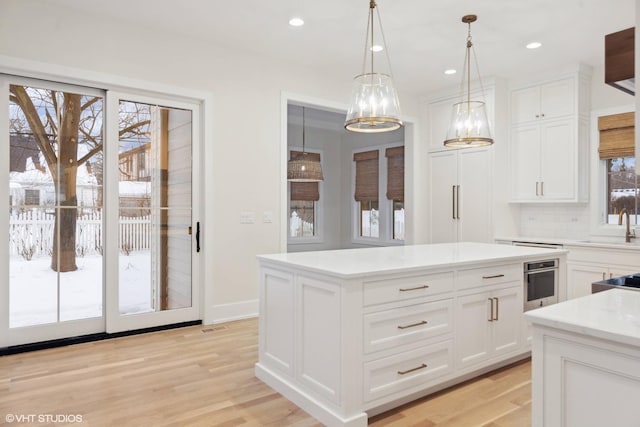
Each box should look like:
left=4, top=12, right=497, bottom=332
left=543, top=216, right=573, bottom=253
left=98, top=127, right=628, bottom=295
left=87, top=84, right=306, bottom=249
left=539, top=120, right=574, bottom=200
left=456, top=284, right=522, bottom=370
left=458, top=148, right=492, bottom=243
left=428, top=151, right=458, bottom=243
left=511, top=86, right=540, bottom=124
left=539, top=77, right=574, bottom=119
left=490, top=286, right=522, bottom=357
left=511, top=125, right=541, bottom=201
left=455, top=291, right=493, bottom=369
left=429, top=148, right=492, bottom=243
left=567, top=263, right=605, bottom=299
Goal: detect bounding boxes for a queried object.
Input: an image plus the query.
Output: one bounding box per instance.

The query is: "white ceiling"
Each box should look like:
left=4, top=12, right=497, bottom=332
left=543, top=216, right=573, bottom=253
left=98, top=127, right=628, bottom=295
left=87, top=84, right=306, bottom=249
left=56, top=0, right=635, bottom=96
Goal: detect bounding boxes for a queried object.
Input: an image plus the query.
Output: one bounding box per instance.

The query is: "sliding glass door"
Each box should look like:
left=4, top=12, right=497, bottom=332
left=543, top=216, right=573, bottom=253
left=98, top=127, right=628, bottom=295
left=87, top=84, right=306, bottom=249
left=1, top=77, right=105, bottom=346
left=105, top=92, right=200, bottom=333
left=1, top=78, right=201, bottom=347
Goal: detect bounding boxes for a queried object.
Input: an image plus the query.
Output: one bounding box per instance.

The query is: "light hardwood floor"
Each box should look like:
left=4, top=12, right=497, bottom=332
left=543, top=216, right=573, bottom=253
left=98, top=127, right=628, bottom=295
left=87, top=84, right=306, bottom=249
left=1, top=319, right=531, bottom=426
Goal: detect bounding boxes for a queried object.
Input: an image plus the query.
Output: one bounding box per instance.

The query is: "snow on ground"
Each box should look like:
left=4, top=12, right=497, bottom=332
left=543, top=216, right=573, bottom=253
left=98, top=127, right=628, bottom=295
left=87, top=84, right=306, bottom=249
left=9, top=252, right=152, bottom=328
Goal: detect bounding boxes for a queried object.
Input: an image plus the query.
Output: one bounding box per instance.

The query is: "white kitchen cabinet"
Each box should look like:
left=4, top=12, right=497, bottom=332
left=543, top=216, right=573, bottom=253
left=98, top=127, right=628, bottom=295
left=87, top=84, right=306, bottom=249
left=509, top=69, right=590, bottom=203
left=567, top=263, right=637, bottom=298
left=511, top=119, right=577, bottom=200
left=456, top=283, right=523, bottom=370
left=511, top=77, right=574, bottom=125
left=565, top=244, right=638, bottom=299
left=428, top=147, right=492, bottom=243
left=257, top=244, right=566, bottom=427
left=526, top=290, right=640, bottom=427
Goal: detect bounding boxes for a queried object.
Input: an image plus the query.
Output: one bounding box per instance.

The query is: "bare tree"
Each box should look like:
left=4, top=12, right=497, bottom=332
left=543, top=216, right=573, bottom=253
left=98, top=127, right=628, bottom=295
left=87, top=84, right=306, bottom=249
left=9, top=86, right=149, bottom=272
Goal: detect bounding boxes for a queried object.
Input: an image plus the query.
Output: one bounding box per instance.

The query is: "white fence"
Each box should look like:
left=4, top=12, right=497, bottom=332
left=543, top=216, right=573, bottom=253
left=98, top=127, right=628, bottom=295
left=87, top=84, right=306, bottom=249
left=9, top=209, right=150, bottom=258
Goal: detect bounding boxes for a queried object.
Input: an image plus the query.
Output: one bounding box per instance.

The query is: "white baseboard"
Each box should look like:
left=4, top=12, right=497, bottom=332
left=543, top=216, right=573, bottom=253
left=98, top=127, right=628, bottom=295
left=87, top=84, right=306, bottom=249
left=204, top=299, right=258, bottom=324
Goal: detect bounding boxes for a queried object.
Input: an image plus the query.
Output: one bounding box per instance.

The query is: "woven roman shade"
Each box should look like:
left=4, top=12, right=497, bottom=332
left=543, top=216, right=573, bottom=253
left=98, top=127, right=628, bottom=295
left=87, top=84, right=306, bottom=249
left=290, top=151, right=320, bottom=201
left=353, top=150, right=379, bottom=202
left=598, top=112, right=635, bottom=159
left=385, top=146, right=404, bottom=201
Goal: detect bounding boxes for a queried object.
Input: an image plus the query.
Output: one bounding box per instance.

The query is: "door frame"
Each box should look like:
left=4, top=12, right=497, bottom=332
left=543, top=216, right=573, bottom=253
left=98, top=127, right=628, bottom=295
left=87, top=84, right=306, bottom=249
left=0, top=55, right=213, bottom=347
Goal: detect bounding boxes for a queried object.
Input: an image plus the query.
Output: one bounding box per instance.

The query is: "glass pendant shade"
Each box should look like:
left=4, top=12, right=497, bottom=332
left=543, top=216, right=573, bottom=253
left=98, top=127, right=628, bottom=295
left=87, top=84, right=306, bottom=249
left=444, top=14, right=494, bottom=148
left=287, top=106, right=324, bottom=182
left=443, top=100, right=493, bottom=147
left=345, top=0, right=403, bottom=133
left=345, top=73, right=402, bottom=133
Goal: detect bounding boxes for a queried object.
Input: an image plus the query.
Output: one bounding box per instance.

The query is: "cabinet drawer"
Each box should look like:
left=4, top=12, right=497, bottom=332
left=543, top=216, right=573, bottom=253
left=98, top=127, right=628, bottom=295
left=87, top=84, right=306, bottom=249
left=364, top=299, right=453, bottom=354
left=363, top=271, right=454, bottom=306
left=363, top=340, right=453, bottom=402
left=457, top=264, right=521, bottom=290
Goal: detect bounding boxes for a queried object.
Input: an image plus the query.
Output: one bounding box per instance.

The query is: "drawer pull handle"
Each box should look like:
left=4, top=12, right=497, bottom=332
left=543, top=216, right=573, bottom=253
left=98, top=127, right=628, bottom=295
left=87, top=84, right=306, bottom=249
left=397, top=363, right=427, bottom=375
left=399, top=285, right=429, bottom=292
left=397, top=320, right=428, bottom=330
left=482, top=274, right=505, bottom=279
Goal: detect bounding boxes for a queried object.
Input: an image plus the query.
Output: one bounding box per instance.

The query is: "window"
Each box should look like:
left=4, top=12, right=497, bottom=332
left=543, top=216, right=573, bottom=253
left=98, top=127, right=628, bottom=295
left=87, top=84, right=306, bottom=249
left=288, top=150, right=321, bottom=239
left=386, top=146, right=404, bottom=240
left=598, top=112, right=638, bottom=226
left=353, top=146, right=405, bottom=242
left=24, top=189, right=39, bottom=205
left=354, top=150, right=379, bottom=238
left=606, top=157, right=638, bottom=225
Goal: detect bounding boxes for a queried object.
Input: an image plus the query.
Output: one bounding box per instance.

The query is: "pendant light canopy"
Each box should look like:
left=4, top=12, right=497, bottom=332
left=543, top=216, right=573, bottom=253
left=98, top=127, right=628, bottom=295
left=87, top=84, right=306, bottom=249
left=345, top=0, right=403, bottom=133
left=444, top=14, right=494, bottom=148
left=287, top=107, right=324, bottom=182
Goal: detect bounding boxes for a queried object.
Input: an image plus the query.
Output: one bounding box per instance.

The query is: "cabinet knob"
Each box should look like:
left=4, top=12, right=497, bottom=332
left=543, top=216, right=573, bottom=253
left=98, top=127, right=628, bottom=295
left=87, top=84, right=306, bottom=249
left=535, top=114, right=540, bottom=118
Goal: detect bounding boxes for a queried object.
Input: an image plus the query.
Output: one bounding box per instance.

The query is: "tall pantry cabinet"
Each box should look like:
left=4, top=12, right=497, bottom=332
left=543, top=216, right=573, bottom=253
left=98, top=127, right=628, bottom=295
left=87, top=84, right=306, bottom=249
left=426, top=83, right=502, bottom=244
left=428, top=148, right=492, bottom=243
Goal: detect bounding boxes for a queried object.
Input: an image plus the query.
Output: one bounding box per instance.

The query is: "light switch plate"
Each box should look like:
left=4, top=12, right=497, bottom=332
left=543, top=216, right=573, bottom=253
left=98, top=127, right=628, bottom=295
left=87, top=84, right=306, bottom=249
left=240, top=211, right=256, bottom=224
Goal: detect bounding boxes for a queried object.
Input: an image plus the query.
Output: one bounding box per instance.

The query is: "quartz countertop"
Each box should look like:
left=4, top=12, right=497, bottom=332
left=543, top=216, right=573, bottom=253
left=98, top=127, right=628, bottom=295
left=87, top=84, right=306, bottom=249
left=258, top=242, right=567, bottom=279
left=496, top=235, right=640, bottom=250
left=525, top=289, right=640, bottom=348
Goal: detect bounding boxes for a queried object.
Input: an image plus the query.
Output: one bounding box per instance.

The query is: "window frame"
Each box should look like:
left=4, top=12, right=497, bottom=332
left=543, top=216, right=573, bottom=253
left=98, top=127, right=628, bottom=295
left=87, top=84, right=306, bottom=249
left=590, top=105, right=639, bottom=239
left=351, top=144, right=404, bottom=246
left=287, top=146, right=324, bottom=245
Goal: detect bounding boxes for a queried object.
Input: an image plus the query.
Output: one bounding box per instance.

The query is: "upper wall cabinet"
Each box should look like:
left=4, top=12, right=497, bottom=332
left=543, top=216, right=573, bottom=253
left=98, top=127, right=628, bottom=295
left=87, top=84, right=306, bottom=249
left=510, top=78, right=574, bottom=125
left=509, top=68, right=591, bottom=203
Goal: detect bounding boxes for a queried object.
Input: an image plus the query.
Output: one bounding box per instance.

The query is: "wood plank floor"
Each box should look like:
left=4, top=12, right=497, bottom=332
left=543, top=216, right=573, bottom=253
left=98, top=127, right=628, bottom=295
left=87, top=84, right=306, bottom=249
left=1, top=319, right=531, bottom=426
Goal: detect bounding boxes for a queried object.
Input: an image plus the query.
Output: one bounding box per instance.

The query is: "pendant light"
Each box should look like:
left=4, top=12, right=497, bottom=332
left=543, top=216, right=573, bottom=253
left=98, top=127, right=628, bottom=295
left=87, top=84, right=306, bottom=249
left=444, top=14, right=494, bottom=148
left=287, top=107, right=324, bottom=182
left=344, top=0, right=402, bottom=133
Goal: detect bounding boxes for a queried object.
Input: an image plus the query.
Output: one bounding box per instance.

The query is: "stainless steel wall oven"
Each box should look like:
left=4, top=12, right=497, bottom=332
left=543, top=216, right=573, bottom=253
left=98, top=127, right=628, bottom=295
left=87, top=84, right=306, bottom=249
left=524, top=259, right=559, bottom=311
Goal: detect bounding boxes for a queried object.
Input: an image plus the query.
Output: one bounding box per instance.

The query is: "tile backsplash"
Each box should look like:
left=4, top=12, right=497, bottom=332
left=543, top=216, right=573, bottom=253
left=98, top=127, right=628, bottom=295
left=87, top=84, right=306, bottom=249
left=519, top=204, right=590, bottom=239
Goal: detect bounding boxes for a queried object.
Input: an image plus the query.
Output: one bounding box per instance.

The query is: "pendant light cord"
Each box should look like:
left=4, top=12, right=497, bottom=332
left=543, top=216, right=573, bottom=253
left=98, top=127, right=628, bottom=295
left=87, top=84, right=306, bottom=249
left=302, top=107, right=306, bottom=153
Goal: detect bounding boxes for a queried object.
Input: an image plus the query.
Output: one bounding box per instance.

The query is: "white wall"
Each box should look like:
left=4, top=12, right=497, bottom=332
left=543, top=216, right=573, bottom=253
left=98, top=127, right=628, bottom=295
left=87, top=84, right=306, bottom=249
left=0, top=0, right=422, bottom=323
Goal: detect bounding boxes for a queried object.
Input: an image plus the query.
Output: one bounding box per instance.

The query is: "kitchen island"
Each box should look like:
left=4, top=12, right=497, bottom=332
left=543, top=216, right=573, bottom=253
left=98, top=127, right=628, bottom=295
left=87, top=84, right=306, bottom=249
left=256, top=242, right=567, bottom=427
left=525, top=289, right=640, bottom=427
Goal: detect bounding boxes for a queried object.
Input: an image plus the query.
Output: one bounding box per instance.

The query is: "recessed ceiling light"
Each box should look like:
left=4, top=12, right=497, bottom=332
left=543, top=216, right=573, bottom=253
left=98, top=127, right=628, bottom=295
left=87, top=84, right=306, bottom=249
left=370, top=44, right=384, bottom=52
left=289, top=17, right=304, bottom=27
left=526, top=41, right=542, bottom=49
left=444, top=69, right=457, bottom=75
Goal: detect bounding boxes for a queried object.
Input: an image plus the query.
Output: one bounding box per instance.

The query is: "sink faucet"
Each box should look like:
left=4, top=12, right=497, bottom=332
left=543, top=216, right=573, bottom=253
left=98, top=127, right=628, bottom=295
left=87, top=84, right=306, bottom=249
left=618, top=208, right=636, bottom=243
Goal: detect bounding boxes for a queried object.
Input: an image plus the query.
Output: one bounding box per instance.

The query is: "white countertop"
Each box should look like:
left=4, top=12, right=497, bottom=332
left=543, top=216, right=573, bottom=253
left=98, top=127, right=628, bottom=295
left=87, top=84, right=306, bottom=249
left=496, top=235, right=640, bottom=251
left=258, top=242, right=567, bottom=279
left=525, top=289, right=640, bottom=348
